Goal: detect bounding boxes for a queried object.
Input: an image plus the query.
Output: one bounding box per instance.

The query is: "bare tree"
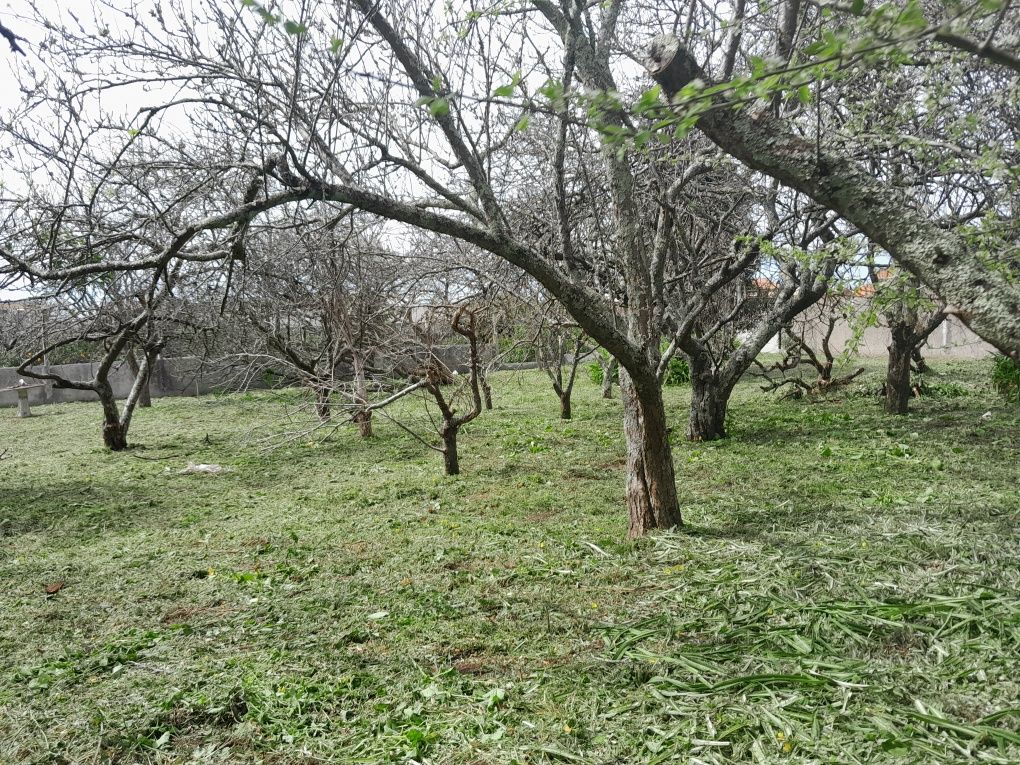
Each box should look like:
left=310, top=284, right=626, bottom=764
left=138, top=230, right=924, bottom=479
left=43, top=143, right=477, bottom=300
left=0, top=70, right=278, bottom=447
left=648, top=152, right=844, bottom=440
left=528, top=307, right=594, bottom=420
left=229, top=214, right=407, bottom=435
left=419, top=307, right=484, bottom=476
left=756, top=296, right=866, bottom=399
left=15, top=284, right=167, bottom=450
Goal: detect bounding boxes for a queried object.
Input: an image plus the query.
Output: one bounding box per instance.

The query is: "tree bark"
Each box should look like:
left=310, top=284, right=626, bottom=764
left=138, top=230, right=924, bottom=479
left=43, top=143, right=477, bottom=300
left=482, top=374, right=493, bottom=410
left=684, top=349, right=729, bottom=441
left=620, top=371, right=682, bottom=537
left=645, top=36, right=1020, bottom=361
left=886, top=326, right=914, bottom=415
left=102, top=420, right=128, bottom=451
left=120, top=344, right=158, bottom=437
left=352, top=353, right=372, bottom=437
left=97, top=380, right=128, bottom=451
left=15, top=301, right=157, bottom=452
left=313, top=384, right=331, bottom=422
left=441, top=426, right=459, bottom=475
left=125, top=349, right=152, bottom=408
left=600, top=357, right=617, bottom=398
left=559, top=390, right=572, bottom=420
left=687, top=379, right=729, bottom=441
left=911, top=346, right=930, bottom=375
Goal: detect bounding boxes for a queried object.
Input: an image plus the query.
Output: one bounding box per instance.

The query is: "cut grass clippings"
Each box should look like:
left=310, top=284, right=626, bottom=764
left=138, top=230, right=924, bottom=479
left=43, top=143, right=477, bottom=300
left=0, top=361, right=1017, bottom=764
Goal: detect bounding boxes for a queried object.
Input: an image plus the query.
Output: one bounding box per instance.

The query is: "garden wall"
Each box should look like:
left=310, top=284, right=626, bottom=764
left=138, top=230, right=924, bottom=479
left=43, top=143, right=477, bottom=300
left=794, top=314, right=995, bottom=360
left=0, top=347, right=537, bottom=409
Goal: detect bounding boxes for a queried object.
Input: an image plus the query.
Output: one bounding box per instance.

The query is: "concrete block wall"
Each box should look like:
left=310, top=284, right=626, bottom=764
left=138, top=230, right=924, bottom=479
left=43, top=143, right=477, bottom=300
left=0, top=357, right=241, bottom=409
left=794, top=313, right=995, bottom=360
left=0, top=346, right=501, bottom=410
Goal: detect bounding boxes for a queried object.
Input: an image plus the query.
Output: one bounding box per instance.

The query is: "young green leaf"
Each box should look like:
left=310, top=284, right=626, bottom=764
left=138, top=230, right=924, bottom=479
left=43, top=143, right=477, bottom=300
left=428, top=98, right=450, bottom=118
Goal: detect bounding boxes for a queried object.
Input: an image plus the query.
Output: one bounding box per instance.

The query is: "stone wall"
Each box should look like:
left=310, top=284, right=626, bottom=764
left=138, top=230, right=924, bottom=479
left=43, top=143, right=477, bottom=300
left=0, top=346, right=528, bottom=409
left=0, top=357, right=243, bottom=409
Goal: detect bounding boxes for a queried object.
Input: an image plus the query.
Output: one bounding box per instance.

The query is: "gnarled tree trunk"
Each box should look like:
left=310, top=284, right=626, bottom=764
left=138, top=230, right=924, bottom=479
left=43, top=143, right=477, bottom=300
left=881, top=298, right=944, bottom=415
left=886, top=325, right=914, bottom=415
left=687, top=380, right=729, bottom=441
left=559, top=390, right=572, bottom=419
left=911, top=346, right=930, bottom=375
left=353, top=410, right=372, bottom=437
left=620, top=371, right=682, bottom=537
left=685, top=349, right=729, bottom=441
left=97, top=380, right=128, bottom=451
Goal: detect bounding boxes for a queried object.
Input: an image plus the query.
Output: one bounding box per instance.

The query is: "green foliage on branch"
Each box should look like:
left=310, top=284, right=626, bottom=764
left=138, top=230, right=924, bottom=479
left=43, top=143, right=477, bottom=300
left=991, top=354, right=1020, bottom=402
left=663, top=356, right=690, bottom=386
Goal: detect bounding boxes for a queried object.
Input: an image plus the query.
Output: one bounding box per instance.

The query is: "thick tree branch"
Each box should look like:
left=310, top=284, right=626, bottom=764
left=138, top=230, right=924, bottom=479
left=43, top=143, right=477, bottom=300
left=0, top=20, right=26, bottom=55
left=272, top=159, right=643, bottom=373
left=645, top=34, right=1020, bottom=360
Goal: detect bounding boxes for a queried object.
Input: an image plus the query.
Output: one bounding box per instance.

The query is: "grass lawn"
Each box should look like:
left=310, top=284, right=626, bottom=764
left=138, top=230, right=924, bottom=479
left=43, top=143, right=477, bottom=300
left=1, top=361, right=1017, bottom=764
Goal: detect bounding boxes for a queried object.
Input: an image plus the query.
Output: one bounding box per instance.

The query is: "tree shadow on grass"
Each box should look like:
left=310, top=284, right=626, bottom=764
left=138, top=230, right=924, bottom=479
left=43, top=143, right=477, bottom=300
left=0, top=474, right=217, bottom=541
left=729, top=394, right=1016, bottom=448
left=0, top=408, right=67, bottom=419
left=679, top=499, right=869, bottom=546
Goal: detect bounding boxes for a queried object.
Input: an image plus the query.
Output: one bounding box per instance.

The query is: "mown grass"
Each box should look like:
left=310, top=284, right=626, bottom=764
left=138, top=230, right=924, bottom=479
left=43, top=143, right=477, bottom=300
left=0, top=360, right=1017, bottom=764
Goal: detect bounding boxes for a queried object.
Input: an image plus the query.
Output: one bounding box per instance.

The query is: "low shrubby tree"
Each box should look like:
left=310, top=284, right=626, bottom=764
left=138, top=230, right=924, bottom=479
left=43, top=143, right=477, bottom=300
left=641, top=153, right=845, bottom=440
left=756, top=295, right=865, bottom=399
left=867, top=271, right=945, bottom=415
left=14, top=279, right=169, bottom=450
left=590, top=350, right=619, bottom=400
left=419, top=307, right=484, bottom=475
left=230, top=215, right=407, bottom=435
left=532, top=310, right=595, bottom=420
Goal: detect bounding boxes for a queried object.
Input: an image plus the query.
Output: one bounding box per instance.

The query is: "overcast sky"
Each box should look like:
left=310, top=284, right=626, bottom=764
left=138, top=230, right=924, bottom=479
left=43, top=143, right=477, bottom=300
left=1, top=1, right=183, bottom=300
left=1, top=0, right=175, bottom=122
left=2, top=0, right=62, bottom=102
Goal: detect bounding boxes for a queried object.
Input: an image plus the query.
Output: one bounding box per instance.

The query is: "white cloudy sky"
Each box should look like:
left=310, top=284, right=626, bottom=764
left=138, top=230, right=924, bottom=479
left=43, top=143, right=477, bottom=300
left=1, top=0, right=177, bottom=120
left=1, top=0, right=205, bottom=300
